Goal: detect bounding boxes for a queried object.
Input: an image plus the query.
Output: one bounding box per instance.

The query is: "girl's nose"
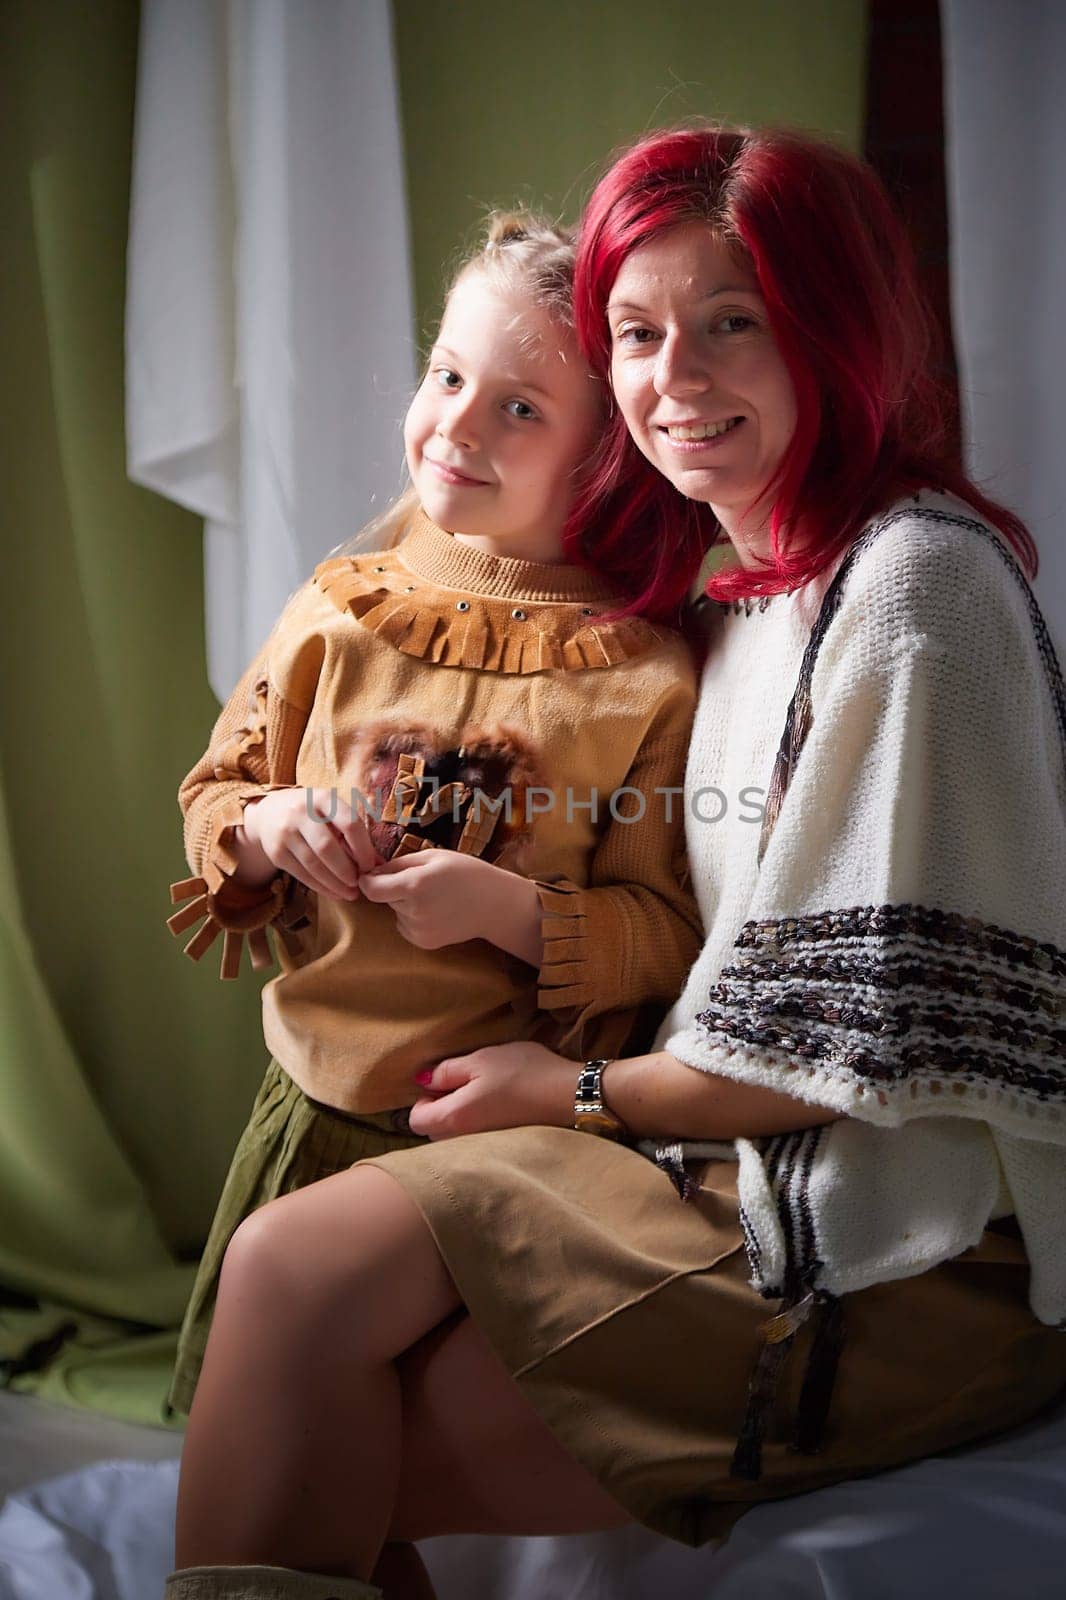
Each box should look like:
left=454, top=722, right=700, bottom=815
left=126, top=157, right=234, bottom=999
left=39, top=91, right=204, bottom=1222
left=436, top=396, right=480, bottom=449
left=653, top=332, right=712, bottom=399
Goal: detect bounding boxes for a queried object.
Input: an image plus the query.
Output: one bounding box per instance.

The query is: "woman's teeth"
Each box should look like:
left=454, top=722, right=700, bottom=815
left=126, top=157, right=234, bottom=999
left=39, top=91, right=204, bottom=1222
left=666, top=417, right=741, bottom=441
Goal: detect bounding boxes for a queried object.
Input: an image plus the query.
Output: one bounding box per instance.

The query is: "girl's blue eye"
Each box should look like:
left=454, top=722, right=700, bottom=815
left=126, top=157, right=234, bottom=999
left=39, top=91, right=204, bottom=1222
left=718, top=313, right=756, bottom=334
left=435, top=368, right=462, bottom=389
left=505, top=399, right=538, bottom=421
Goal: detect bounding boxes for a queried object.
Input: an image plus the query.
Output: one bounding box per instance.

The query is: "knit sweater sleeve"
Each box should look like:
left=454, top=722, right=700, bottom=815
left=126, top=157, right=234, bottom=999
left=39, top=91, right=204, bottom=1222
left=663, top=509, right=1066, bottom=1145
left=167, top=584, right=325, bottom=979
left=535, top=670, right=703, bottom=1038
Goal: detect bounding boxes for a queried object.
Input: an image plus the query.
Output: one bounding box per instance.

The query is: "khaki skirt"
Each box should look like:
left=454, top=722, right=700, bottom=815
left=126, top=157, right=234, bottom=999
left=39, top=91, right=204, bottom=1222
left=169, top=1059, right=425, bottom=1416
left=365, top=1125, right=1066, bottom=1548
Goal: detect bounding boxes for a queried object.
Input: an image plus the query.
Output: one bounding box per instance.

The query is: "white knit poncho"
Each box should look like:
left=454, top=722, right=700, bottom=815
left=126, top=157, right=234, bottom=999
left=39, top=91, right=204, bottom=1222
left=651, top=491, right=1066, bottom=1334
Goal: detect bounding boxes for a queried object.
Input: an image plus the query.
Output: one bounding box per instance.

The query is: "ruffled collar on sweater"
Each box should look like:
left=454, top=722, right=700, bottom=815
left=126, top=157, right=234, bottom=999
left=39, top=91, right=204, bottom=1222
left=314, top=511, right=668, bottom=674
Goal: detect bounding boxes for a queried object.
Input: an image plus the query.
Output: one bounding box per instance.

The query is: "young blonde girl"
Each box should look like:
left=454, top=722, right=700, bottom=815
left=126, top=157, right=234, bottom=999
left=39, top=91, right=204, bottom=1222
left=166, top=214, right=702, bottom=1414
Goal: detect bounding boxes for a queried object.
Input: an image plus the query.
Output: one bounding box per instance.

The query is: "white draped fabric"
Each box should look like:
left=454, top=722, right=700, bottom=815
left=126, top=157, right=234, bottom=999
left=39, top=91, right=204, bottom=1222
left=5, top=1413, right=1066, bottom=1600
left=941, top=0, right=1066, bottom=649
left=125, top=0, right=417, bottom=699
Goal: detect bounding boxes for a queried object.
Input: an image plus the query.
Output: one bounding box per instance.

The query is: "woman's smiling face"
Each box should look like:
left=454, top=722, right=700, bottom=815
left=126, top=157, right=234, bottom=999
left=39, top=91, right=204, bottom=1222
left=607, top=222, right=798, bottom=554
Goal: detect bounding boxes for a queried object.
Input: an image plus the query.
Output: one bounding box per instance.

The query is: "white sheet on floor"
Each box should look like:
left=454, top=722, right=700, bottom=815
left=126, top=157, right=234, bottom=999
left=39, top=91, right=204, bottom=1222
left=3, top=1392, right=1066, bottom=1600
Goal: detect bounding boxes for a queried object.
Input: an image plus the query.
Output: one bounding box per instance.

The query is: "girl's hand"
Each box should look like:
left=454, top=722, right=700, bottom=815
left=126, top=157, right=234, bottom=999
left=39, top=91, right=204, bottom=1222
left=407, top=1042, right=577, bottom=1140
left=359, top=851, right=486, bottom=947
left=235, top=787, right=383, bottom=900
left=360, top=853, right=542, bottom=962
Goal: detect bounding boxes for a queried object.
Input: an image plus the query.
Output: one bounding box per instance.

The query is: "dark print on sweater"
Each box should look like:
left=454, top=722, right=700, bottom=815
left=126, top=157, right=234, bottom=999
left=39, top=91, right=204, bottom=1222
left=352, top=721, right=548, bottom=870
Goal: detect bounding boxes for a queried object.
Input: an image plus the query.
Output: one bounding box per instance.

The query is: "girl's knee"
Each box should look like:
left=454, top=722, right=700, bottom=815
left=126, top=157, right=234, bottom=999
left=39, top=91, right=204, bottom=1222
left=214, top=1166, right=457, bottom=1363
left=216, top=1167, right=419, bottom=1320
left=218, top=1195, right=309, bottom=1306
left=218, top=1178, right=358, bottom=1302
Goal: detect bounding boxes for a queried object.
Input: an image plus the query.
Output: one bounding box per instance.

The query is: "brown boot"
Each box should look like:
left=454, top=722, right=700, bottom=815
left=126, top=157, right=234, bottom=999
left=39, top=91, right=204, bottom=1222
left=163, top=1566, right=382, bottom=1599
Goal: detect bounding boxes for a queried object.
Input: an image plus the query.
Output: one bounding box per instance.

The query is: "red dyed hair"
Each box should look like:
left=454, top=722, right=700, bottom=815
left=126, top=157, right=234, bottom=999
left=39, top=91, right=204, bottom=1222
left=567, top=125, right=1036, bottom=615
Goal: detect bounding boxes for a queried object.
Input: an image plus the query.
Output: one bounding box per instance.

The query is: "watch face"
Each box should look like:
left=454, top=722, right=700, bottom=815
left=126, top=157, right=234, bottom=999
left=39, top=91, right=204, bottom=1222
left=575, top=1106, right=623, bottom=1137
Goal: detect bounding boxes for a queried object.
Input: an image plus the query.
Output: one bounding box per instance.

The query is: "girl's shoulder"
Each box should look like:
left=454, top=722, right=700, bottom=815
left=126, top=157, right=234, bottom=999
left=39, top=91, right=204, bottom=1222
left=253, top=573, right=365, bottom=711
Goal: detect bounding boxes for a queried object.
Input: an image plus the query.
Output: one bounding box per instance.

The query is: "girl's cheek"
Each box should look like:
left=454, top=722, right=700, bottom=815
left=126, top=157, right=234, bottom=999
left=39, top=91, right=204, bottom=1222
left=402, top=401, right=425, bottom=459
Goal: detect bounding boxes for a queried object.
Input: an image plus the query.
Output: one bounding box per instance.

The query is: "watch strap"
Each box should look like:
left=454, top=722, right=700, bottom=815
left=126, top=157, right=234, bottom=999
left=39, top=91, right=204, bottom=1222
left=573, top=1059, right=627, bottom=1138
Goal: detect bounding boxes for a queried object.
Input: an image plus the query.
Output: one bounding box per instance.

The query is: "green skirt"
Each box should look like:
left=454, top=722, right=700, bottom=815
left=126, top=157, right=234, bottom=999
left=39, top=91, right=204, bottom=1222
left=168, top=1059, right=425, bottom=1415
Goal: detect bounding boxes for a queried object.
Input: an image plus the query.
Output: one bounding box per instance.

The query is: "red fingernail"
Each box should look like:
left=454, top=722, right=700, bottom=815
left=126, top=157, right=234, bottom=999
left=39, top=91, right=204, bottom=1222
left=413, top=1070, right=433, bottom=1086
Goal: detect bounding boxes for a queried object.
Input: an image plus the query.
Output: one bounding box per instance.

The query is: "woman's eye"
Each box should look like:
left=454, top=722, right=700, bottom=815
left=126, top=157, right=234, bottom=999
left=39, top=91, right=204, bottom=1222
left=504, top=399, right=538, bottom=421
left=614, top=325, right=657, bottom=347
left=434, top=368, right=462, bottom=390
left=717, top=313, right=756, bottom=335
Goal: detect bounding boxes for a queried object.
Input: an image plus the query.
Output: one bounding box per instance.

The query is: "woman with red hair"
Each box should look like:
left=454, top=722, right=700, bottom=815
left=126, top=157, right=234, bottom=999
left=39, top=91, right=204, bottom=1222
left=167, top=129, right=1066, bottom=1600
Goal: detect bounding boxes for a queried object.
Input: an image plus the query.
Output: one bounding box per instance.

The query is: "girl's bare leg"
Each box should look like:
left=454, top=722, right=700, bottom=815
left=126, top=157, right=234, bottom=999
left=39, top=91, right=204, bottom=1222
left=388, top=1303, right=632, bottom=1541
left=175, top=1163, right=630, bottom=1593
left=174, top=1166, right=461, bottom=1581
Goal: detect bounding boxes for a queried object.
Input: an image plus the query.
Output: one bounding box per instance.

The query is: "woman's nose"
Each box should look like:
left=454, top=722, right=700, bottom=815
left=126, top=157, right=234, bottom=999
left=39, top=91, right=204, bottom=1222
left=654, top=332, right=712, bottom=398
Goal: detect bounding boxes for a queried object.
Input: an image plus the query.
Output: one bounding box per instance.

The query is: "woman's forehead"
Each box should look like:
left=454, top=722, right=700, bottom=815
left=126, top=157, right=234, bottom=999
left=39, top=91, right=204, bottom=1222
left=609, top=224, right=757, bottom=305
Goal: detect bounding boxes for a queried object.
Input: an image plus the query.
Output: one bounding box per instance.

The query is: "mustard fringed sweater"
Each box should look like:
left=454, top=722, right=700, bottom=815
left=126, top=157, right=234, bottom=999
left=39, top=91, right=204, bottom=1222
left=169, top=513, right=702, bottom=1113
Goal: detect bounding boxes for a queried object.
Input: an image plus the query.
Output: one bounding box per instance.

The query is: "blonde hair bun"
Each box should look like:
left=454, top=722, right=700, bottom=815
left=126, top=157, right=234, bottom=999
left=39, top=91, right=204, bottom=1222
left=464, top=209, right=576, bottom=326
left=484, top=210, right=574, bottom=250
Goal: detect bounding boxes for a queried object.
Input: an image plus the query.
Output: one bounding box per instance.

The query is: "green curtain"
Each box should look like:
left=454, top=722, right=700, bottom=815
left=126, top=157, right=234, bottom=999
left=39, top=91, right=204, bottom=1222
left=0, top=0, right=865, bottom=1428
left=1, top=0, right=264, bottom=1425
left=394, top=0, right=867, bottom=337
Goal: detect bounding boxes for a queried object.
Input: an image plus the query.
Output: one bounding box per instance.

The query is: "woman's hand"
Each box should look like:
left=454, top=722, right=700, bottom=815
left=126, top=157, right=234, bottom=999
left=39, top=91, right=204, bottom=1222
left=234, top=788, right=383, bottom=899
left=409, top=1046, right=848, bottom=1144
left=408, top=1042, right=577, bottom=1140
left=360, top=853, right=543, bottom=963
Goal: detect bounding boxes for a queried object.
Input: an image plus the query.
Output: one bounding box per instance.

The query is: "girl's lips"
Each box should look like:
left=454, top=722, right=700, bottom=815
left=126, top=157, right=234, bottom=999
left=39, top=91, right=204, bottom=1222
left=424, top=457, right=490, bottom=487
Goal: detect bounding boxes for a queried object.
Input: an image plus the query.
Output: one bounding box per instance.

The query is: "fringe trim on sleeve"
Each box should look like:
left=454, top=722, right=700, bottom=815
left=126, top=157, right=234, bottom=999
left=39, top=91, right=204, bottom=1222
left=534, top=880, right=593, bottom=1015
left=167, top=873, right=291, bottom=980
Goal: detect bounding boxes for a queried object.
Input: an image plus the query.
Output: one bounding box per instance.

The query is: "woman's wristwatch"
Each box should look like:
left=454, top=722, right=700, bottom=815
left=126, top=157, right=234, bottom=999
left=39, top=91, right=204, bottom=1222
left=573, top=1059, right=629, bottom=1139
